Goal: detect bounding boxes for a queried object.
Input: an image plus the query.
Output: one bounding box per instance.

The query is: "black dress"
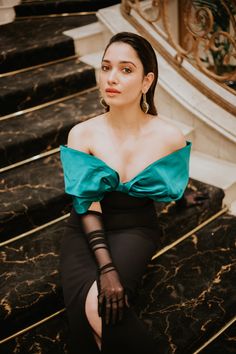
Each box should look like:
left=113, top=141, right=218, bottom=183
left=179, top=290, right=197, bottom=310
left=59, top=141, right=191, bottom=353
left=60, top=191, right=162, bottom=354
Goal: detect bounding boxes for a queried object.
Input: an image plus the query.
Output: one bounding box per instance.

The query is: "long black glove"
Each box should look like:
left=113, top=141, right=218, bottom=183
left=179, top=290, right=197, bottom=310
left=80, top=210, right=129, bottom=325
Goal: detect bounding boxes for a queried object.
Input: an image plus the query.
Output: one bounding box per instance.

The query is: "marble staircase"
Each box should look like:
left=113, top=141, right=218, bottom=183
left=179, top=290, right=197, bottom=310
left=0, top=3, right=236, bottom=354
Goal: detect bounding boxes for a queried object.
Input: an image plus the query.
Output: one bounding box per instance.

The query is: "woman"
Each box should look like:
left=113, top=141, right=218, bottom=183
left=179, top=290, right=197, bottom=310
left=60, top=32, right=192, bottom=354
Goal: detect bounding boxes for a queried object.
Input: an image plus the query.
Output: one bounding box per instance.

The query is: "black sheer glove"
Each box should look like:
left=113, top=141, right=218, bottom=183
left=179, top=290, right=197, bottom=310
left=98, top=263, right=129, bottom=325
left=80, top=210, right=129, bottom=325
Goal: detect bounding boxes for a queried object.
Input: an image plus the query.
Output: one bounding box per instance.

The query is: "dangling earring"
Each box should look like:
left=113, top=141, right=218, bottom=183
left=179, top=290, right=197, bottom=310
left=141, top=93, right=149, bottom=114
left=100, top=97, right=109, bottom=109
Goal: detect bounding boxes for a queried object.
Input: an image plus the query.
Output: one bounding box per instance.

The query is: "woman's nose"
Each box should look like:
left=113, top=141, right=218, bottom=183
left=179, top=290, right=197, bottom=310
left=107, top=68, right=118, bottom=84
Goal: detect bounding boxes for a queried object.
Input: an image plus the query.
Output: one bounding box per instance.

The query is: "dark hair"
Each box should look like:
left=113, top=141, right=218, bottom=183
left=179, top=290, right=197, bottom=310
left=102, top=31, right=158, bottom=115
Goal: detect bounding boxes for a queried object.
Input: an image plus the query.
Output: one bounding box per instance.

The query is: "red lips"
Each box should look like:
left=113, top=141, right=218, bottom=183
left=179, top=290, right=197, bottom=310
left=105, top=88, right=121, bottom=93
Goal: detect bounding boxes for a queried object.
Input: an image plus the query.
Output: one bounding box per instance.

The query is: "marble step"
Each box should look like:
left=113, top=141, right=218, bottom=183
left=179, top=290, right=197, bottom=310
left=0, top=179, right=225, bottom=341
left=0, top=15, right=96, bottom=74
left=200, top=321, right=236, bottom=354
left=0, top=311, right=70, bottom=354
left=0, top=153, right=69, bottom=242
left=0, top=88, right=102, bottom=168
left=134, top=212, right=236, bottom=353
left=0, top=59, right=96, bottom=116
left=15, top=0, right=120, bottom=17
left=0, top=220, right=67, bottom=341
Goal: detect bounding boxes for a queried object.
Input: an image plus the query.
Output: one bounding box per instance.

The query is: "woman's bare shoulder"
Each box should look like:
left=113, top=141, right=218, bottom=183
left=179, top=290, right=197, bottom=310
left=67, top=114, right=105, bottom=152
left=152, top=114, right=186, bottom=151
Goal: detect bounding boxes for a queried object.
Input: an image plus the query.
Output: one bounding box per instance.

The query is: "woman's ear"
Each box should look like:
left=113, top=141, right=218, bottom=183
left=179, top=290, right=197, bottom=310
left=142, top=72, right=154, bottom=93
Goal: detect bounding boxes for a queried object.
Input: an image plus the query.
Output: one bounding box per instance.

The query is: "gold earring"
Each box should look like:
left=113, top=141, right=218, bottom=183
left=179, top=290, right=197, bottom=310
left=100, top=97, right=109, bottom=109
left=141, top=93, right=149, bottom=114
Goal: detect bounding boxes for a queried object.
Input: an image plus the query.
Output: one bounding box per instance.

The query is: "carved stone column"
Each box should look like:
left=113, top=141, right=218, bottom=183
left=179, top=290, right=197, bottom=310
left=0, top=0, right=21, bottom=25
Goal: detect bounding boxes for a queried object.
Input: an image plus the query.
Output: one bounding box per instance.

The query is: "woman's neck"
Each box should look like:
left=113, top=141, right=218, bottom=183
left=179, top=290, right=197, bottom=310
left=105, top=104, right=149, bottom=137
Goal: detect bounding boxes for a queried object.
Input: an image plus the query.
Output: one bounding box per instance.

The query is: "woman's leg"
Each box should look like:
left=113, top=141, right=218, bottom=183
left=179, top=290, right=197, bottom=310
left=85, top=281, right=102, bottom=350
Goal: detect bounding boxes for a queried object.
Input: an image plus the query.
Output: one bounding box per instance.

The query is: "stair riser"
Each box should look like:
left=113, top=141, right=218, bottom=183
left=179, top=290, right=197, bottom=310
left=63, top=20, right=113, bottom=59
left=0, top=193, right=71, bottom=242
left=75, top=31, right=106, bottom=57
left=15, top=0, right=120, bottom=17
left=0, top=90, right=103, bottom=168
left=0, top=40, right=75, bottom=74
left=0, top=154, right=69, bottom=242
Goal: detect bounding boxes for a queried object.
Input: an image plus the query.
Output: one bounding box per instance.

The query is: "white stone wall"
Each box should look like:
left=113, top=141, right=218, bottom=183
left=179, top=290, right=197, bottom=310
left=0, top=0, right=21, bottom=25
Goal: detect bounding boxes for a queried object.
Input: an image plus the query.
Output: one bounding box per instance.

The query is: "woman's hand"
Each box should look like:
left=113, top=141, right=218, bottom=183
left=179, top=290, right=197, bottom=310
left=98, top=269, right=129, bottom=325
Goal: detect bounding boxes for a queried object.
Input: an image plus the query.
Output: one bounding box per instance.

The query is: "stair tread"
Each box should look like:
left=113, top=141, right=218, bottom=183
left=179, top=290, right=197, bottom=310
left=0, top=15, right=97, bottom=73
left=190, top=151, right=236, bottom=189
left=0, top=88, right=102, bottom=167
left=0, top=59, right=96, bottom=115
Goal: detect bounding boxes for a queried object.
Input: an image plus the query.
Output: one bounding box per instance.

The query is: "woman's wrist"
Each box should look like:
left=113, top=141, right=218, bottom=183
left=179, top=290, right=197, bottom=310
left=99, top=262, right=116, bottom=274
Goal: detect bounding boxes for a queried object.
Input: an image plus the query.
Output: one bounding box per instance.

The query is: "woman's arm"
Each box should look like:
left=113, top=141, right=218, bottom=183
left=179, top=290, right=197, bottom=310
left=67, top=124, right=128, bottom=324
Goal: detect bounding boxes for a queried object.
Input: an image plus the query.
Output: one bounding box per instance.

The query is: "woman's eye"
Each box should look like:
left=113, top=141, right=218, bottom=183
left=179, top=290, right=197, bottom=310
left=122, top=67, right=132, bottom=73
left=101, top=65, right=109, bottom=71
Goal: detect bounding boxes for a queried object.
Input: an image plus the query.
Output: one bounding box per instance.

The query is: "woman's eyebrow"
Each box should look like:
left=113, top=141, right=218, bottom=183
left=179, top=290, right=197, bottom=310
left=102, top=59, right=137, bottom=68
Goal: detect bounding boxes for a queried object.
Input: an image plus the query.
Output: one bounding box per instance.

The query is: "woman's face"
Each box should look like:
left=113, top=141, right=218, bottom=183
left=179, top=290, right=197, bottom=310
left=99, top=42, right=151, bottom=110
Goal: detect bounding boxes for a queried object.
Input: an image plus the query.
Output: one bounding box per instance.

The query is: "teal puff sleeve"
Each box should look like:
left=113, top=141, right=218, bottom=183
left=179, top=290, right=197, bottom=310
left=60, top=145, right=119, bottom=214
left=125, top=140, right=191, bottom=203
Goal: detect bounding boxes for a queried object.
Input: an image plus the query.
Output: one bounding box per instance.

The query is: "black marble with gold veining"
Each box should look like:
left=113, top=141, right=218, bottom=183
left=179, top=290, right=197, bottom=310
left=134, top=213, right=236, bottom=353
left=0, top=88, right=102, bottom=167
left=0, top=220, right=66, bottom=340
left=15, top=0, right=120, bottom=17
left=0, top=15, right=96, bottom=73
left=0, top=312, right=70, bottom=354
left=0, top=59, right=96, bottom=116
left=0, top=153, right=69, bottom=241
left=201, top=321, right=236, bottom=353
left=155, top=179, right=225, bottom=247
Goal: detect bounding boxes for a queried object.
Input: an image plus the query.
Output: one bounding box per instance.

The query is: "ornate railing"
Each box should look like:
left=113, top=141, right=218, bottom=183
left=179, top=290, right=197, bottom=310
left=121, top=0, right=236, bottom=87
